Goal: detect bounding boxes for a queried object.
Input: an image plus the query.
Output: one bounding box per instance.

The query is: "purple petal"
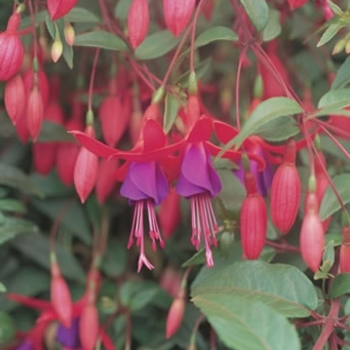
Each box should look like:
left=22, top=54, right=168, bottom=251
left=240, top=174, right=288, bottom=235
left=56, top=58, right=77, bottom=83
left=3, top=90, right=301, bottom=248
left=120, top=162, right=169, bottom=205
left=56, top=317, right=80, bottom=348
left=16, top=340, right=34, bottom=350
left=176, top=143, right=221, bottom=197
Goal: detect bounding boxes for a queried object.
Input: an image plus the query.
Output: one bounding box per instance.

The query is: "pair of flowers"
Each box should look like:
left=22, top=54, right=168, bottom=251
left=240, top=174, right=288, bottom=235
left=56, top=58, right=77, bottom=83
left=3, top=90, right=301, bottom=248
left=72, top=115, right=266, bottom=270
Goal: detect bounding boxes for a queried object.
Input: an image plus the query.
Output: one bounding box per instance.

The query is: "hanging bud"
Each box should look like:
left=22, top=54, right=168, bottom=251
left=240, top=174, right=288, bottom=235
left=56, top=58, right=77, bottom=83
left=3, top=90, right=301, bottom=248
left=166, top=297, right=185, bottom=339
left=51, top=259, right=73, bottom=328
left=159, top=188, right=181, bottom=239
left=47, top=0, right=79, bottom=20
left=99, top=96, right=128, bottom=147
left=163, top=0, right=196, bottom=37
left=128, top=0, right=150, bottom=49
left=0, top=13, right=24, bottom=81
left=33, top=143, right=57, bottom=175
left=64, top=22, right=75, bottom=46
left=79, top=302, right=99, bottom=350
left=202, top=0, right=215, bottom=21
left=186, top=95, right=200, bottom=130
left=287, top=0, right=308, bottom=11
left=240, top=171, right=267, bottom=259
left=26, top=85, right=44, bottom=141
left=300, top=192, right=324, bottom=272
left=95, top=158, right=118, bottom=204
left=74, top=125, right=99, bottom=203
left=51, top=39, right=63, bottom=63
left=340, top=224, right=350, bottom=273
left=4, top=74, right=25, bottom=125
left=14, top=113, right=30, bottom=144
left=270, top=139, right=301, bottom=234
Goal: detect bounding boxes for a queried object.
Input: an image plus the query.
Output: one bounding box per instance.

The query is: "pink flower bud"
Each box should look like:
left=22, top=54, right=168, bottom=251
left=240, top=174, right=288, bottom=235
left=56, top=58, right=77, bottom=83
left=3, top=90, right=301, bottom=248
left=23, top=68, right=50, bottom=109
left=26, top=85, right=44, bottom=141
left=241, top=172, right=267, bottom=259
left=95, top=158, right=118, bottom=204
left=163, top=0, right=196, bottom=37
left=159, top=188, right=181, bottom=239
left=64, top=22, right=75, bottom=46
left=186, top=95, right=200, bottom=129
left=14, top=112, right=30, bottom=144
left=33, top=143, right=57, bottom=175
left=74, top=126, right=99, bottom=203
left=79, top=302, right=99, bottom=350
left=4, top=74, right=25, bottom=125
left=340, top=244, right=350, bottom=273
left=300, top=193, right=324, bottom=272
left=51, top=262, right=72, bottom=328
left=166, top=297, right=185, bottom=339
left=99, top=96, right=128, bottom=147
left=0, top=13, right=24, bottom=81
left=127, top=0, right=150, bottom=49
left=47, top=0, right=79, bottom=20
left=271, top=139, right=301, bottom=234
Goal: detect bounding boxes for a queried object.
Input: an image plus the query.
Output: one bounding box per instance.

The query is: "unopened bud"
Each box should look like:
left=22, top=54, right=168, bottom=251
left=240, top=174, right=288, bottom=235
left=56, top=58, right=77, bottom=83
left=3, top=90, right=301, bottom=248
left=166, top=297, right=185, bottom=338
left=64, top=22, right=75, bottom=46
left=332, top=38, right=346, bottom=55
left=51, top=39, right=63, bottom=63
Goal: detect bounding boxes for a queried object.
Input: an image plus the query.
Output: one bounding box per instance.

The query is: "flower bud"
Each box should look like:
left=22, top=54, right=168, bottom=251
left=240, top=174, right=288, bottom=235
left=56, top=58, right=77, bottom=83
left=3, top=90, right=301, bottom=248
left=163, top=0, right=196, bottom=37
left=23, top=68, right=50, bottom=109
left=241, top=172, right=267, bottom=259
left=47, top=0, right=79, bottom=20
left=159, top=188, right=181, bottom=239
left=51, top=39, right=63, bottom=63
left=128, top=0, right=149, bottom=49
left=186, top=95, right=200, bottom=129
left=0, top=13, right=24, bottom=81
left=26, top=85, right=44, bottom=141
left=79, top=302, right=99, bottom=350
left=4, top=74, right=25, bottom=125
left=166, top=297, right=185, bottom=339
left=340, top=244, right=350, bottom=273
left=300, top=193, right=324, bottom=272
left=33, top=143, right=57, bottom=175
left=270, top=139, right=301, bottom=234
left=95, top=158, right=118, bottom=204
left=14, top=113, right=30, bottom=143
left=64, top=22, right=75, bottom=46
left=74, top=126, right=99, bottom=203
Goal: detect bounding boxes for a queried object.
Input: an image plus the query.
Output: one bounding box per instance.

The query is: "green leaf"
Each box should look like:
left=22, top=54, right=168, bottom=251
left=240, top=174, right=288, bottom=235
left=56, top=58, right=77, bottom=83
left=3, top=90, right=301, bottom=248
left=66, top=7, right=100, bottom=23
left=0, top=284, right=6, bottom=293
left=114, top=0, right=132, bottom=21
left=74, top=31, right=128, bottom=51
left=19, top=11, right=47, bottom=30
left=191, top=260, right=317, bottom=317
left=0, top=199, right=26, bottom=214
left=329, top=273, right=350, bottom=298
left=135, top=30, right=180, bottom=60
left=318, top=88, right=350, bottom=110
left=0, top=163, right=43, bottom=197
left=331, top=56, right=350, bottom=89
left=176, top=57, right=212, bottom=87
left=193, top=295, right=300, bottom=350
left=0, top=311, right=16, bottom=344
left=100, top=239, right=127, bottom=277
left=0, top=217, right=39, bottom=245
left=240, top=0, right=269, bottom=32
left=10, top=233, right=86, bottom=283
left=327, top=1, right=343, bottom=16
left=317, top=23, right=343, bottom=47
left=262, top=9, right=281, bottom=42
left=31, top=198, right=92, bottom=245
left=319, top=174, right=350, bottom=220
left=195, top=26, right=238, bottom=48
left=30, top=172, right=73, bottom=197
left=163, top=93, right=180, bottom=134
left=37, top=121, right=75, bottom=142
left=222, top=97, right=303, bottom=151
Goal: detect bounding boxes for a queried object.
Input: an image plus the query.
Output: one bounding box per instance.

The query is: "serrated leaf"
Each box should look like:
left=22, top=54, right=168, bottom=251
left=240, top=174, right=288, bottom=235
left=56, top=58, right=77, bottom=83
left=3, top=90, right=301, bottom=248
left=221, top=97, right=302, bottom=152
left=331, top=56, right=350, bottom=89
left=240, top=0, right=269, bottom=32
left=135, top=30, right=180, bottom=60
left=30, top=198, right=92, bottom=245
left=195, top=26, right=238, bottom=48
left=193, top=295, right=300, bottom=350
left=74, top=31, right=128, bottom=51
left=10, top=233, right=86, bottom=283
left=318, top=88, right=350, bottom=110
left=191, top=260, right=317, bottom=317
left=329, top=273, right=350, bottom=298
left=163, top=93, right=180, bottom=134
left=0, top=217, right=38, bottom=245
left=66, top=7, right=100, bottom=23
left=262, top=9, right=281, bottom=42
left=0, top=163, right=43, bottom=197
left=317, top=23, right=342, bottom=47
left=320, top=174, right=350, bottom=220
left=37, top=121, right=75, bottom=142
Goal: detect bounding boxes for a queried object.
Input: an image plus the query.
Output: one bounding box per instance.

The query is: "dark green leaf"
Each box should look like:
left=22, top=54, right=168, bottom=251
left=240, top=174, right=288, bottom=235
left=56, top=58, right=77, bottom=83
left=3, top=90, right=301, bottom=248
left=66, top=7, right=100, bottom=23
left=195, top=26, right=238, bottom=48
left=100, top=239, right=127, bottom=277
left=0, top=217, right=38, bottom=245
left=220, top=97, right=303, bottom=152
left=0, top=163, right=43, bottom=197
left=262, top=9, right=281, bottom=42
left=193, top=295, right=300, bottom=350
left=319, top=174, right=350, bottom=220
left=0, top=199, right=26, bottom=214
left=329, top=273, right=350, bottom=298
left=0, top=311, right=16, bottom=344
left=114, top=0, right=132, bottom=20
left=331, top=56, right=350, bottom=89
left=163, top=93, right=180, bottom=134
left=74, top=31, right=128, bottom=51
left=318, top=88, right=350, bottom=110
left=38, top=121, right=72, bottom=142
left=10, top=233, right=86, bottom=283
left=31, top=198, right=92, bottom=245
left=240, top=0, right=269, bottom=32
left=317, top=23, right=343, bottom=47
left=30, top=172, right=73, bottom=197
left=192, top=260, right=317, bottom=317
left=135, top=30, right=180, bottom=60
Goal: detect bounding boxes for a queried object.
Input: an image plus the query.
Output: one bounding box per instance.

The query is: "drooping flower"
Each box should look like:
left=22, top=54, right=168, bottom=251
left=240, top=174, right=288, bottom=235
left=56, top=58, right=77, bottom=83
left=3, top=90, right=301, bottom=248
left=47, top=0, right=79, bottom=20
left=4, top=74, right=25, bottom=125
left=127, top=0, right=150, bottom=49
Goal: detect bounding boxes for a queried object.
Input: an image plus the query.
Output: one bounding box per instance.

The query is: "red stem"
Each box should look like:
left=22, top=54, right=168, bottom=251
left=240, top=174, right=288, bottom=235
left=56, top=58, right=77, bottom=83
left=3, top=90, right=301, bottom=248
left=87, top=48, right=100, bottom=112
